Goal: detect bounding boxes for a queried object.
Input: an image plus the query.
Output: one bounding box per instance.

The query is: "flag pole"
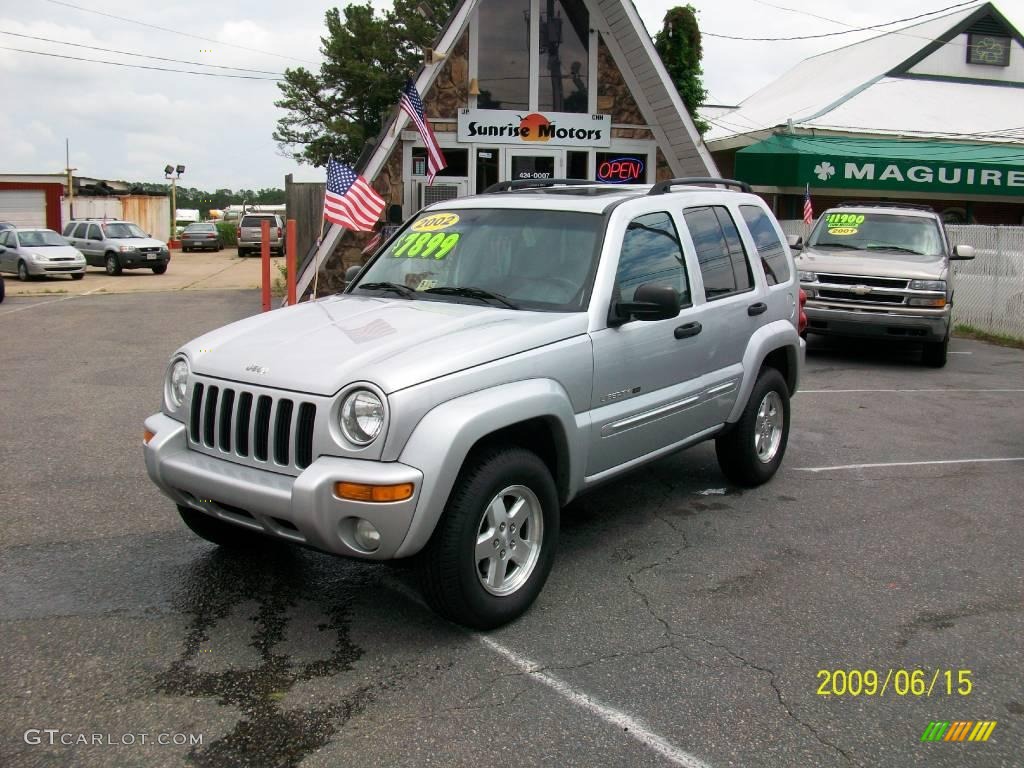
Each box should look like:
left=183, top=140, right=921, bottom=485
left=312, top=154, right=332, bottom=300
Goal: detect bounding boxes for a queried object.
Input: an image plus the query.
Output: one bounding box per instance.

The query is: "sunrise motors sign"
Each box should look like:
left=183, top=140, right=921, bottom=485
left=458, top=109, right=611, bottom=148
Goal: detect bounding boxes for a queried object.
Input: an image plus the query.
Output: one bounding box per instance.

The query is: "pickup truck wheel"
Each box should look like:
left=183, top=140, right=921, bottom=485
left=419, top=446, right=559, bottom=629
left=922, top=336, right=948, bottom=368
left=177, top=505, right=277, bottom=549
left=715, top=368, right=790, bottom=487
left=105, top=253, right=122, bottom=275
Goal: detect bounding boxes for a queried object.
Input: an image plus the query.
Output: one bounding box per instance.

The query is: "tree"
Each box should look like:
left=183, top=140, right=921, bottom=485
left=654, top=5, right=709, bottom=135
left=274, top=0, right=456, bottom=167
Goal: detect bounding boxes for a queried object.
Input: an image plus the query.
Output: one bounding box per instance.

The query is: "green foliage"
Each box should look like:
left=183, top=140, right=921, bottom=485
left=175, top=187, right=285, bottom=214
left=654, top=5, right=709, bottom=135
left=273, top=0, right=456, bottom=167
left=216, top=221, right=238, bottom=246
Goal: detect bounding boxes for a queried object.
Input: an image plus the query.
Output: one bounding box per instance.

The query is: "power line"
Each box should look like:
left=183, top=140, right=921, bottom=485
left=39, top=0, right=319, bottom=66
left=704, top=1, right=980, bottom=41
left=0, top=45, right=285, bottom=80
left=0, top=30, right=285, bottom=75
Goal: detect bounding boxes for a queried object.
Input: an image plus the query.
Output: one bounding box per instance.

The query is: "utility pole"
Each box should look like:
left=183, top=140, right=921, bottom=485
left=65, top=139, right=77, bottom=222
left=164, top=164, right=185, bottom=242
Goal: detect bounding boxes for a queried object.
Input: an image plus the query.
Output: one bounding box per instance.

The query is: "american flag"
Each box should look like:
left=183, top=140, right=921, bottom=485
left=400, top=79, right=446, bottom=184
left=324, top=157, right=386, bottom=232
left=802, top=183, right=813, bottom=226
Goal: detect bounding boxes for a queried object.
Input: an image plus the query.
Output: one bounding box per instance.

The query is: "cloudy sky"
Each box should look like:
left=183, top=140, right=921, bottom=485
left=2, top=0, right=1021, bottom=190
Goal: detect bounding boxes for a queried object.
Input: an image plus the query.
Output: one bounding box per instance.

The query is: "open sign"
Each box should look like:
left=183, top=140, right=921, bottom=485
left=598, top=157, right=645, bottom=184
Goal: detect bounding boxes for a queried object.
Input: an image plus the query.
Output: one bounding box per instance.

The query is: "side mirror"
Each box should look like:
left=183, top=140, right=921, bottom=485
left=787, top=234, right=803, bottom=251
left=951, top=244, right=975, bottom=260
left=613, top=283, right=680, bottom=324
left=344, top=265, right=362, bottom=284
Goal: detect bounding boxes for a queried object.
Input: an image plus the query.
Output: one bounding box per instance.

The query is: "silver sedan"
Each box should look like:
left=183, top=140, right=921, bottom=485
left=0, top=228, right=87, bottom=280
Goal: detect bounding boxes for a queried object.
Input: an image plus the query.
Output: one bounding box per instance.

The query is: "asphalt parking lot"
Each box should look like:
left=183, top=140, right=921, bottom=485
left=1, top=290, right=1021, bottom=768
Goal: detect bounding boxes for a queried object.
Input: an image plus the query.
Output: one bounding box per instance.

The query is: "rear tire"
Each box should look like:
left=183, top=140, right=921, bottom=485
left=922, top=336, right=948, bottom=368
left=177, top=505, right=278, bottom=549
left=716, top=368, right=791, bottom=487
left=418, top=446, right=559, bottom=629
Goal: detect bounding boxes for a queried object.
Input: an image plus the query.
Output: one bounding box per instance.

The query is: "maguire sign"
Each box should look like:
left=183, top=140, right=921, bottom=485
left=809, top=159, right=1024, bottom=196
left=458, top=109, right=611, bottom=148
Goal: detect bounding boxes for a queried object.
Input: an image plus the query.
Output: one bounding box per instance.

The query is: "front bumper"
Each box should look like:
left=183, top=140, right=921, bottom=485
left=143, top=412, right=423, bottom=560
left=120, top=253, right=170, bottom=269
left=26, top=261, right=86, bottom=276
left=804, top=303, right=949, bottom=341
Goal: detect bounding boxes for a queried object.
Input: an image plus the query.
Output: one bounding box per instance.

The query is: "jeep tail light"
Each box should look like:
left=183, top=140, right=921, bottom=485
left=798, top=289, right=808, bottom=335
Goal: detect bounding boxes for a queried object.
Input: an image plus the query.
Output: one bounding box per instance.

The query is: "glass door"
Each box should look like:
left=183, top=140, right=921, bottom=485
left=506, top=149, right=563, bottom=182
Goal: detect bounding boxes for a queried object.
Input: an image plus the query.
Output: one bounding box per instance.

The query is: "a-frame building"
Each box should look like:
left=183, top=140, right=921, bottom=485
left=301, top=0, right=716, bottom=295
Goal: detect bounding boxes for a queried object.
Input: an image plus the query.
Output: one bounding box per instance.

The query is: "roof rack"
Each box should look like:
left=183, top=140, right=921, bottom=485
left=648, top=177, right=752, bottom=195
left=836, top=201, right=935, bottom=212
left=483, top=178, right=597, bottom=194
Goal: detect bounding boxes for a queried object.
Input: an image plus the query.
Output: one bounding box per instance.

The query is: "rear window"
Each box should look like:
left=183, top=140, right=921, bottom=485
left=240, top=216, right=276, bottom=227
left=185, top=223, right=217, bottom=232
left=740, top=205, right=791, bottom=286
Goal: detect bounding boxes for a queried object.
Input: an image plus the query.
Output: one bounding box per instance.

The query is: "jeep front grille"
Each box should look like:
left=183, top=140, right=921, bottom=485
left=189, top=381, right=317, bottom=472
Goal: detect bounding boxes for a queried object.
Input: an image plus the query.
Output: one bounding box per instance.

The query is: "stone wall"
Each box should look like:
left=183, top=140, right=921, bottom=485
left=597, top=35, right=645, bottom=126
left=424, top=31, right=469, bottom=119
left=656, top=148, right=673, bottom=182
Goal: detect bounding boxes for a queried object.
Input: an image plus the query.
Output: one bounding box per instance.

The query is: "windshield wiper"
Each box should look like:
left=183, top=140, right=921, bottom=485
left=424, top=286, right=520, bottom=309
left=813, top=242, right=862, bottom=250
left=356, top=281, right=415, bottom=298
left=865, top=245, right=925, bottom=255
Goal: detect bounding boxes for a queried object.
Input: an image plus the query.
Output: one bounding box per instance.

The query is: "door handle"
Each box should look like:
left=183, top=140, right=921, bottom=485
left=747, top=302, right=768, bottom=316
left=674, top=322, right=702, bottom=339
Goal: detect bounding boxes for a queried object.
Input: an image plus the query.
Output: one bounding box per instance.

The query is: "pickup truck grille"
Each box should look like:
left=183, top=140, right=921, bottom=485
left=816, top=273, right=910, bottom=289
left=817, top=289, right=905, bottom=305
left=189, top=381, right=316, bottom=471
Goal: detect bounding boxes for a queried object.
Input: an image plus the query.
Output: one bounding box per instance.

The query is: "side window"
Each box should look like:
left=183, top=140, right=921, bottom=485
left=740, top=205, right=791, bottom=286
left=88, top=224, right=102, bottom=241
left=62, top=223, right=75, bottom=236
left=72, top=223, right=88, bottom=239
left=0, top=231, right=8, bottom=246
left=684, top=206, right=754, bottom=300
left=615, top=212, right=691, bottom=308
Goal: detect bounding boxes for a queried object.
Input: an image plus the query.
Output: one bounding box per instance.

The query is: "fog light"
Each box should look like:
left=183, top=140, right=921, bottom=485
left=353, top=519, right=381, bottom=552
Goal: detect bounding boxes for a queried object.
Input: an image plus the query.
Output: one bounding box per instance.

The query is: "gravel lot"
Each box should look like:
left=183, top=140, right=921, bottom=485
left=1, top=290, right=1021, bottom=768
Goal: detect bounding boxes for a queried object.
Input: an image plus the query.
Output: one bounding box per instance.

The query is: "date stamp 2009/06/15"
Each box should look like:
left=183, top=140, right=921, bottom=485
left=816, top=668, right=973, bottom=697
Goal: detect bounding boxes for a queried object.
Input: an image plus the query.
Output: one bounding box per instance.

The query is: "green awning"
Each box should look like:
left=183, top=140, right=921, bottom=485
left=734, top=134, right=1024, bottom=197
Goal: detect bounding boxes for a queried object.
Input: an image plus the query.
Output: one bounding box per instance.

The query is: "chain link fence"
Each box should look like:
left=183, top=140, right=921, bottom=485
left=778, top=220, right=1024, bottom=340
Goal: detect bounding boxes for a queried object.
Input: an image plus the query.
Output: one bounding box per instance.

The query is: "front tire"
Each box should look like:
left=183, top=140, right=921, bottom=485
left=152, top=264, right=167, bottom=275
left=419, top=446, right=559, bottom=629
left=177, top=505, right=277, bottom=549
left=71, top=273, right=84, bottom=281
left=17, top=261, right=30, bottom=281
left=105, top=253, right=122, bottom=275
left=922, top=335, right=948, bottom=368
left=716, top=368, right=791, bottom=487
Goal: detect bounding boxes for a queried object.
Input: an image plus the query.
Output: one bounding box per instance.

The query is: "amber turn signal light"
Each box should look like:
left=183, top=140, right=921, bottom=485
left=143, top=429, right=155, bottom=444
left=335, top=482, right=414, bottom=502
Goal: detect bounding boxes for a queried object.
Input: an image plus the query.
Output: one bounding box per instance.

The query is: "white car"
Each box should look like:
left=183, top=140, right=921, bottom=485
left=0, top=228, right=87, bottom=281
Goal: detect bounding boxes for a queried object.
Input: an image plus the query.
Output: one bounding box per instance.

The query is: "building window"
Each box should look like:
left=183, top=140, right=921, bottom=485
left=412, top=147, right=469, bottom=177
left=967, top=33, right=1011, bottom=66
left=567, top=151, right=589, bottom=179
left=477, top=0, right=531, bottom=110
left=537, top=0, right=589, bottom=113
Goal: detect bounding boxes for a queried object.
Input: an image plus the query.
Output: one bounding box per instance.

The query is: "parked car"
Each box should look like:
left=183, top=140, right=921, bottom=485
left=144, top=178, right=806, bottom=628
left=63, top=219, right=170, bottom=275
left=0, top=271, right=5, bottom=302
left=0, top=228, right=87, bottom=281
left=791, top=203, right=974, bottom=367
left=237, top=213, right=284, bottom=257
left=181, top=222, right=223, bottom=252
left=0, top=222, right=15, bottom=232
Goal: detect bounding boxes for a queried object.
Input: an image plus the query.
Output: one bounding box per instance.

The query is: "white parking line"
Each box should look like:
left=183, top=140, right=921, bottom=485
left=479, top=636, right=711, bottom=768
left=796, top=457, right=1024, bottom=473
left=800, top=388, right=1024, bottom=394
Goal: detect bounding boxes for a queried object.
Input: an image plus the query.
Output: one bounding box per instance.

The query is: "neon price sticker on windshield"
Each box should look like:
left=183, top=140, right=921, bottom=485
left=826, top=214, right=866, bottom=226
left=827, top=227, right=859, bottom=236
left=410, top=213, right=460, bottom=232
left=391, top=231, right=460, bottom=259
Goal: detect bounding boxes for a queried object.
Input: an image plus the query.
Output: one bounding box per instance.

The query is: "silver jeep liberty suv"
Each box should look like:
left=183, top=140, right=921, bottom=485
left=144, top=177, right=806, bottom=629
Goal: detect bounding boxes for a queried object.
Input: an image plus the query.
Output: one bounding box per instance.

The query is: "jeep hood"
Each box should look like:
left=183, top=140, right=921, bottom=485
left=185, top=295, right=589, bottom=395
left=797, top=248, right=947, bottom=280
left=112, top=237, right=166, bottom=249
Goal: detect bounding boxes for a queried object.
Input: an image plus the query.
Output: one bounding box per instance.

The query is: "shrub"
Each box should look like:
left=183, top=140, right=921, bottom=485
left=216, top=221, right=238, bottom=246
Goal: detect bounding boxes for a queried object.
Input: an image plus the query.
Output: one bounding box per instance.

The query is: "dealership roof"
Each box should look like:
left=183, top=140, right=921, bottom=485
left=704, top=2, right=1024, bottom=147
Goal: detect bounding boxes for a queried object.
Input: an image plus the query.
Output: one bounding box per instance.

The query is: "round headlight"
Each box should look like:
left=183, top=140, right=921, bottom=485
left=340, top=390, right=384, bottom=446
left=166, top=358, right=190, bottom=410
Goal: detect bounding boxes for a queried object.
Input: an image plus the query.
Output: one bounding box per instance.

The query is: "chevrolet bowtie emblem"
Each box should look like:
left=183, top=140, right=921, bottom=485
left=851, top=285, right=872, bottom=295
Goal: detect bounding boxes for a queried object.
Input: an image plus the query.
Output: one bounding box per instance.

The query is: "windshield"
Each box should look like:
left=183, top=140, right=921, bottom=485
left=18, top=230, right=67, bottom=247
left=351, top=208, right=602, bottom=311
left=809, top=212, right=945, bottom=257
left=103, top=223, right=147, bottom=239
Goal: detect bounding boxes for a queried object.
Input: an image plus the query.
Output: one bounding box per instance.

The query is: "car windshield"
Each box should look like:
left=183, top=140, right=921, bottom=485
left=809, top=212, right=945, bottom=257
left=19, top=230, right=67, bottom=247
left=103, top=223, right=147, bottom=238
left=351, top=208, right=602, bottom=311
left=185, top=224, right=216, bottom=232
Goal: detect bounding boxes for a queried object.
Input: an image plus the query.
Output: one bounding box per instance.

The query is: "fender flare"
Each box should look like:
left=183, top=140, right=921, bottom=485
left=726, top=320, right=801, bottom=423
left=394, top=378, right=584, bottom=558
